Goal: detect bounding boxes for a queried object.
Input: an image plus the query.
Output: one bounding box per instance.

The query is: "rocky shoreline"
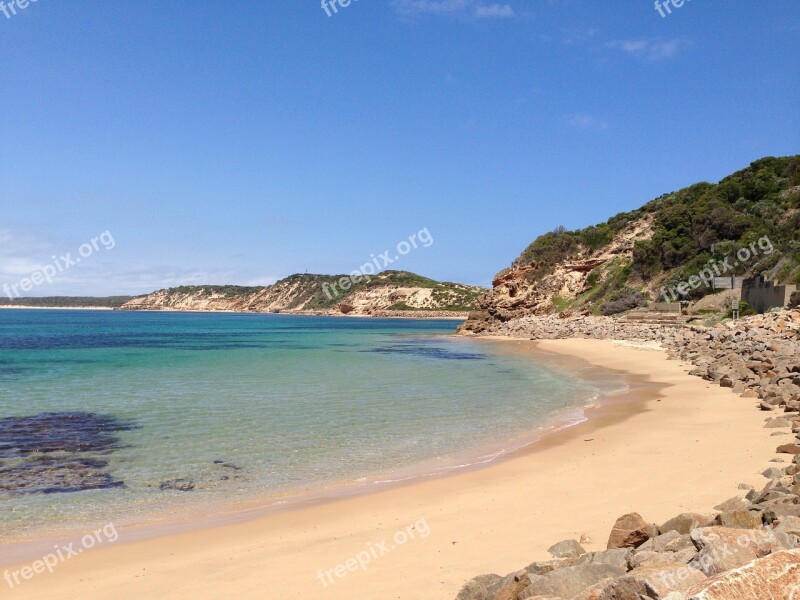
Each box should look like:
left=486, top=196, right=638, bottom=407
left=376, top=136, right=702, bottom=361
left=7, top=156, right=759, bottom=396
left=455, top=309, right=800, bottom=599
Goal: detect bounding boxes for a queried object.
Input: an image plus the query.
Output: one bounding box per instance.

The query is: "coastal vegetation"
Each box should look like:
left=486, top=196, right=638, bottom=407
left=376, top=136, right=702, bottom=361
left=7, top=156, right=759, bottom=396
left=470, top=156, right=800, bottom=322
left=0, top=296, right=134, bottom=308
left=119, top=271, right=484, bottom=314
left=518, top=156, right=800, bottom=294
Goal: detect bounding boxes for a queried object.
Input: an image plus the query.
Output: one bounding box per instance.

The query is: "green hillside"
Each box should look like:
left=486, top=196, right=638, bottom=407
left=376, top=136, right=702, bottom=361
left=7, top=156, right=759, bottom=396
left=515, top=155, right=800, bottom=310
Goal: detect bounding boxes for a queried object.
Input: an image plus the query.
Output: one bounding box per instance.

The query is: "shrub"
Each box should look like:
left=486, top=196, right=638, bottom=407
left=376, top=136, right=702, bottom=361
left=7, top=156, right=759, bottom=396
left=726, top=301, right=757, bottom=318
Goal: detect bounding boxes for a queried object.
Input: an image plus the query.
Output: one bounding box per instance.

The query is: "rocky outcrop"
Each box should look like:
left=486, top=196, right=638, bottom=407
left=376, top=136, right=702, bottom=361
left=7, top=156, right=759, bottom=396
left=461, top=216, right=654, bottom=332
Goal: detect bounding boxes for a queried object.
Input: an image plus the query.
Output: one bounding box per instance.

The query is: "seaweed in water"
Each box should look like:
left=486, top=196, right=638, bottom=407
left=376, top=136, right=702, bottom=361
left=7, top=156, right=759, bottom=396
left=366, top=344, right=484, bottom=360
left=0, top=412, right=135, bottom=494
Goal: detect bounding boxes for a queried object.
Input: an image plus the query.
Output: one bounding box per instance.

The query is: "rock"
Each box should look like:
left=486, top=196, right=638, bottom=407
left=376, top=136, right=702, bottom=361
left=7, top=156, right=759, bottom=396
left=764, top=416, right=790, bottom=428
left=661, top=513, right=715, bottom=535
left=773, top=515, right=800, bottom=536
left=159, top=478, right=195, bottom=492
left=455, top=574, right=504, bottom=600
left=689, top=526, right=792, bottom=576
left=520, top=561, right=627, bottom=599
left=713, top=511, right=763, bottom=530
left=488, top=570, right=530, bottom=600
left=777, top=443, right=800, bottom=454
left=607, top=513, right=654, bottom=549
left=547, top=539, right=586, bottom=559
left=0, top=412, right=135, bottom=495
left=648, top=530, right=695, bottom=553
left=622, top=563, right=706, bottom=598
left=580, top=533, right=592, bottom=545
left=630, top=550, right=681, bottom=569
left=525, top=559, right=578, bottom=576
left=580, top=578, right=646, bottom=599
left=455, top=578, right=492, bottom=600
left=761, top=504, right=800, bottom=522
left=685, top=549, right=800, bottom=599
left=712, top=497, right=750, bottom=512
left=576, top=548, right=631, bottom=572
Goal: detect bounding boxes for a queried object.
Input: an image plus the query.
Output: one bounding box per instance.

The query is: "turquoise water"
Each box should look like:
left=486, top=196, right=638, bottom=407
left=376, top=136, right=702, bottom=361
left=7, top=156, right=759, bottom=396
left=0, top=310, right=618, bottom=538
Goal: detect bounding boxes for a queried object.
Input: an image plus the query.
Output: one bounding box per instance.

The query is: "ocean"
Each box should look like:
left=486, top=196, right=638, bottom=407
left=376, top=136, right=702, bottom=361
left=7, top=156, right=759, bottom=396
left=0, top=310, right=621, bottom=540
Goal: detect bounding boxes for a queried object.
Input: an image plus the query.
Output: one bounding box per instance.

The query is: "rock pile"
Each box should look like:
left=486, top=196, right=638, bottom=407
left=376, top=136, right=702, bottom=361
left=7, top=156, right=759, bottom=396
left=454, top=310, right=800, bottom=598
left=664, top=311, right=800, bottom=414
left=455, top=499, right=800, bottom=599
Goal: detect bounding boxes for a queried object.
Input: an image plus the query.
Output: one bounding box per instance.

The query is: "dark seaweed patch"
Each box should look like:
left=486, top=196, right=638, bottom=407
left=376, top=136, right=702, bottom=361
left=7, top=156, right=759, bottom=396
left=0, top=412, right=135, bottom=495
left=365, top=344, right=484, bottom=360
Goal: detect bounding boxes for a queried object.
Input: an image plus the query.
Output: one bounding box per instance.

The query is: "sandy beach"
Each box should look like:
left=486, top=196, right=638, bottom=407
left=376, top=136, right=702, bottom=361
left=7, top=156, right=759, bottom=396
left=3, top=338, right=780, bottom=599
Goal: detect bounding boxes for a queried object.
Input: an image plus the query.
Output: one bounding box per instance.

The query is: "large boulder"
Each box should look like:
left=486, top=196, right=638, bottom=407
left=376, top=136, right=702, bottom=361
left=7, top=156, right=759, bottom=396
left=660, top=513, right=715, bottom=535
left=607, top=513, right=655, bottom=549
left=488, top=570, right=530, bottom=600
left=525, top=559, right=580, bottom=576
left=575, top=548, right=631, bottom=573
left=689, top=526, right=793, bottom=576
left=638, top=530, right=696, bottom=553
left=630, top=549, right=692, bottom=569
left=686, top=548, right=800, bottom=599
left=713, top=511, right=762, bottom=530
left=777, top=443, right=800, bottom=454
left=520, top=561, right=627, bottom=599
left=712, top=497, right=750, bottom=512
left=455, top=574, right=502, bottom=600
left=622, top=562, right=706, bottom=597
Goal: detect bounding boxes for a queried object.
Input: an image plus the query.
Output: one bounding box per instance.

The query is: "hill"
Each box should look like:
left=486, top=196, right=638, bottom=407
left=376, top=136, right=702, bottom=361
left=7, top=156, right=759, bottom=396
left=119, top=271, right=484, bottom=317
left=462, top=155, right=800, bottom=332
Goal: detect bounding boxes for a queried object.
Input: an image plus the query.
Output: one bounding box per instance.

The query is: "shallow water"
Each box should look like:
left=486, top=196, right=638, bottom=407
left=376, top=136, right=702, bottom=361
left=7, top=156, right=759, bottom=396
left=0, top=310, right=620, bottom=538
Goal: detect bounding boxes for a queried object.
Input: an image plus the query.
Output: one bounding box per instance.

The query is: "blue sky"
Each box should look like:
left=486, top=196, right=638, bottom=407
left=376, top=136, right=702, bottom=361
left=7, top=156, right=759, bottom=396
left=1, top=1, right=798, bottom=295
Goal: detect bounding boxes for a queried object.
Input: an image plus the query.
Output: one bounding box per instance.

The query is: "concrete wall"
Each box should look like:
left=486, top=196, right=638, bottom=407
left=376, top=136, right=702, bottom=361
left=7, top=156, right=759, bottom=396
left=742, top=277, right=798, bottom=313
left=712, top=277, right=745, bottom=290
left=649, top=302, right=682, bottom=313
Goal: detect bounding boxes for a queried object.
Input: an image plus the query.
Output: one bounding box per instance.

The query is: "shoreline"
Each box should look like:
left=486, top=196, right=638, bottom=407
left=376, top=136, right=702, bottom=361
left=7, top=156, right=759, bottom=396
left=115, top=308, right=470, bottom=319
left=2, top=338, right=780, bottom=599
left=0, top=306, right=115, bottom=310
left=0, top=306, right=468, bottom=319
left=0, top=340, right=630, bottom=562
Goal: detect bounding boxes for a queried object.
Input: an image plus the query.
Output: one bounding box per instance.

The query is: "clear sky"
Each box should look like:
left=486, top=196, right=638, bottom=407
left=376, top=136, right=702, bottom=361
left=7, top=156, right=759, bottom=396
left=1, top=1, right=798, bottom=295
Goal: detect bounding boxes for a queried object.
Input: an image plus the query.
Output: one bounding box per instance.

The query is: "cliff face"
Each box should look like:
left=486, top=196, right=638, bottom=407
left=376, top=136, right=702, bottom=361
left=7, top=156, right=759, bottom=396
left=462, top=216, right=654, bottom=332
left=461, top=155, right=800, bottom=333
left=120, top=272, right=484, bottom=317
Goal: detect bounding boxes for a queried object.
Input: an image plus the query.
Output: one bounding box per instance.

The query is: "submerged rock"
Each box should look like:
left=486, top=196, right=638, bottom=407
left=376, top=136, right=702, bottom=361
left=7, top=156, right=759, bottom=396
left=0, top=412, right=134, bottom=495
left=0, top=411, right=135, bottom=458
left=0, top=456, right=125, bottom=494
left=159, top=478, right=196, bottom=492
